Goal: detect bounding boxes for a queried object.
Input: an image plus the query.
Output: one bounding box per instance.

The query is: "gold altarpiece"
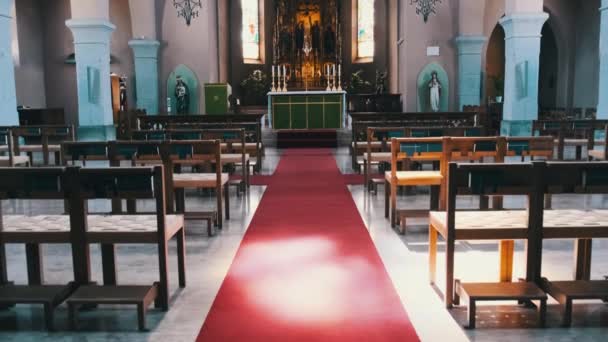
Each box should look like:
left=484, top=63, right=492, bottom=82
left=273, top=0, right=343, bottom=90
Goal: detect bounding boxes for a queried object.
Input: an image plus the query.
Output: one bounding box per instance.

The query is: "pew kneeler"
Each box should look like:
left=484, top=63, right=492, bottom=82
left=64, top=167, right=186, bottom=331
left=0, top=168, right=80, bottom=331
left=456, top=281, right=547, bottom=329
left=387, top=171, right=442, bottom=232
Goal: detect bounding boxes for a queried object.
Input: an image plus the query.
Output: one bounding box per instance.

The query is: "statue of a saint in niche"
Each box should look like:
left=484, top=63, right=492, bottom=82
left=428, top=71, right=442, bottom=112
left=175, top=76, right=190, bottom=115
left=279, top=27, right=292, bottom=58
left=324, top=25, right=335, bottom=56
left=295, top=21, right=305, bottom=53
left=376, top=71, right=387, bottom=95
left=119, top=76, right=127, bottom=111
left=311, top=20, right=321, bottom=53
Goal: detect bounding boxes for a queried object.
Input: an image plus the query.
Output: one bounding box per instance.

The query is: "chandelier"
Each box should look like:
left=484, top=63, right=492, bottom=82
left=410, top=0, right=442, bottom=23
left=173, top=0, right=202, bottom=26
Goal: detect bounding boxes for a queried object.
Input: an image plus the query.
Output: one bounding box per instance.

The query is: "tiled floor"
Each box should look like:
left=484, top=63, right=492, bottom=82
left=1, top=147, right=607, bottom=341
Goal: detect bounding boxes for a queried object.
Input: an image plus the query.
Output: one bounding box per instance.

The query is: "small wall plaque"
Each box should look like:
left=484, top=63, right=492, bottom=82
left=87, top=66, right=100, bottom=104
left=427, top=46, right=440, bottom=56
left=516, top=61, right=529, bottom=100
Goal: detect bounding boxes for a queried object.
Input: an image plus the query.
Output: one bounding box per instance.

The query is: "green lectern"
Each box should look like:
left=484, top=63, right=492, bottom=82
left=204, top=83, right=232, bottom=115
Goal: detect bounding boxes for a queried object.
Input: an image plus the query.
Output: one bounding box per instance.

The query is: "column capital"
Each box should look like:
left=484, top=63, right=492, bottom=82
left=499, top=13, right=549, bottom=39
left=454, top=35, right=487, bottom=55
left=128, top=39, right=160, bottom=58
left=66, top=19, right=115, bottom=43
left=0, top=0, right=13, bottom=18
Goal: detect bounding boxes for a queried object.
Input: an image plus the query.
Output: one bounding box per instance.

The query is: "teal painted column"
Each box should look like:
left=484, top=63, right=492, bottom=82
left=129, top=39, right=160, bottom=115
left=0, top=0, right=18, bottom=126
left=499, top=13, right=548, bottom=136
left=66, top=19, right=116, bottom=141
left=598, top=0, right=608, bottom=119
left=455, top=35, right=486, bottom=110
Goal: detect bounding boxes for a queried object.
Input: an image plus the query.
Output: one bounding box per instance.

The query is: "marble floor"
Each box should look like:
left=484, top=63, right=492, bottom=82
left=1, top=147, right=607, bottom=341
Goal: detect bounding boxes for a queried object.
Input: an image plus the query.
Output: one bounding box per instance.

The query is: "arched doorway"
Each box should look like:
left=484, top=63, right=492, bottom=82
left=484, top=24, right=505, bottom=133
left=485, top=24, right=505, bottom=104
left=538, top=22, right=559, bottom=111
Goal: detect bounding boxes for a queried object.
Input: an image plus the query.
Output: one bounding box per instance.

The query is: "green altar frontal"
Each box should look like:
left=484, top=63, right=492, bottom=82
left=268, top=91, right=346, bottom=130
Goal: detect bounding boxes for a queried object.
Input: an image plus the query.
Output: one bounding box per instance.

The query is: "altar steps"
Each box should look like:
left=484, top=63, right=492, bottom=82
left=276, top=130, right=338, bottom=148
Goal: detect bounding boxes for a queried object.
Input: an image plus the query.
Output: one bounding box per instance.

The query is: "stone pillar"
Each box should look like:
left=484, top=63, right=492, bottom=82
left=598, top=0, right=608, bottom=119
left=66, top=19, right=116, bottom=140
left=129, top=39, right=160, bottom=114
left=499, top=13, right=548, bottom=136
left=455, top=35, right=486, bottom=109
left=0, top=0, right=18, bottom=125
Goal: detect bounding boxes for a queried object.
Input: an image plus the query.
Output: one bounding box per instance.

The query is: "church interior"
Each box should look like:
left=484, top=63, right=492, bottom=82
left=2, top=0, right=608, bottom=341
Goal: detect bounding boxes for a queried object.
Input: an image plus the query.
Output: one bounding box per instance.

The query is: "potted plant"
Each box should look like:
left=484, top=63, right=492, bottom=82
left=347, top=70, right=374, bottom=94
left=240, top=70, right=270, bottom=106
left=491, top=75, right=504, bottom=103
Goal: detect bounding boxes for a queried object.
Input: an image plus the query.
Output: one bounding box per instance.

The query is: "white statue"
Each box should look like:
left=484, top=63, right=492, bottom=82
left=428, top=71, right=442, bottom=112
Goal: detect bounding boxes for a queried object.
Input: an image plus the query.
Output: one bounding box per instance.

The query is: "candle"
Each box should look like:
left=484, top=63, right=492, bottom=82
left=327, top=65, right=330, bottom=76
left=272, top=65, right=275, bottom=78
left=332, top=64, right=336, bottom=76
left=338, top=64, right=341, bottom=76
left=283, top=65, right=286, bottom=78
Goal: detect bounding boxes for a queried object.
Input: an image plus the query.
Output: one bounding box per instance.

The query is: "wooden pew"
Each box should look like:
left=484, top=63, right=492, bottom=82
left=349, top=112, right=480, bottom=126
left=133, top=128, right=250, bottom=191
left=384, top=136, right=554, bottom=231
left=354, top=124, right=485, bottom=171
left=162, top=140, right=229, bottom=233
left=10, top=125, right=75, bottom=165
left=168, top=122, right=263, bottom=173
left=350, top=115, right=482, bottom=169
left=66, top=166, right=185, bottom=331
left=0, top=128, right=30, bottom=166
left=137, top=113, right=265, bottom=131
left=61, top=141, right=110, bottom=166
left=588, top=125, right=608, bottom=161
left=533, top=120, right=608, bottom=160
left=0, top=167, right=78, bottom=331
left=429, top=162, right=547, bottom=326
left=18, top=108, right=66, bottom=125
left=347, top=94, right=402, bottom=113
left=62, top=140, right=231, bottom=233
left=134, top=114, right=264, bottom=172
left=385, top=137, right=450, bottom=230
left=536, top=161, right=608, bottom=327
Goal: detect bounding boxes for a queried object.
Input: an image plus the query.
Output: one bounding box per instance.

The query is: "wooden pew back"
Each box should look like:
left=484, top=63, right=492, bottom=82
left=76, top=167, right=159, bottom=200
left=542, top=161, right=608, bottom=195
left=61, top=142, right=109, bottom=165
left=0, top=167, right=67, bottom=200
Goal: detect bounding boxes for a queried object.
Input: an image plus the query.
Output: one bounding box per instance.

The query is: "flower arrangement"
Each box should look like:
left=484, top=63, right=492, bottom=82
left=240, top=70, right=270, bottom=105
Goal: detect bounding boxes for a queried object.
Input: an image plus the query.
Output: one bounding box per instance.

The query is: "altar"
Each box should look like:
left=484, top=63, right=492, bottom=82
left=267, top=90, right=346, bottom=130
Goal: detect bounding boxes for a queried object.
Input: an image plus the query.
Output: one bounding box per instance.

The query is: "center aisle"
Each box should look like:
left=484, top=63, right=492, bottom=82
left=197, top=149, right=419, bottom=341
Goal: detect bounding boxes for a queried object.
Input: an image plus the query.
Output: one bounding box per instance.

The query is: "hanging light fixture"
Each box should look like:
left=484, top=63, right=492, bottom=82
left=173, top=0, right=202, bottom=26
left=410, top=0, right=442, bottom=23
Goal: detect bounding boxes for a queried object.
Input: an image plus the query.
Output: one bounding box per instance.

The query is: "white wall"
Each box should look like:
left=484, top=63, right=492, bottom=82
left=42, top=0, right=134, bottom=124
left=398, top=0, right=459, bottom=111
left=70, top=0, right=109, bottom=20
left=159, top=0, right=219, bottom=113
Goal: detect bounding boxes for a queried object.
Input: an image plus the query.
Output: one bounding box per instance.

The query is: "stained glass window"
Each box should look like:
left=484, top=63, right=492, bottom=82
left=357, top=0, right=375, bottom=59
left=241, top=0, right=260, bottom=61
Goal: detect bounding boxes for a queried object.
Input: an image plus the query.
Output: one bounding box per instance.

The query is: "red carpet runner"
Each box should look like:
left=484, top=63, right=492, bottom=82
left=197, top=149, right=419, bottom=341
